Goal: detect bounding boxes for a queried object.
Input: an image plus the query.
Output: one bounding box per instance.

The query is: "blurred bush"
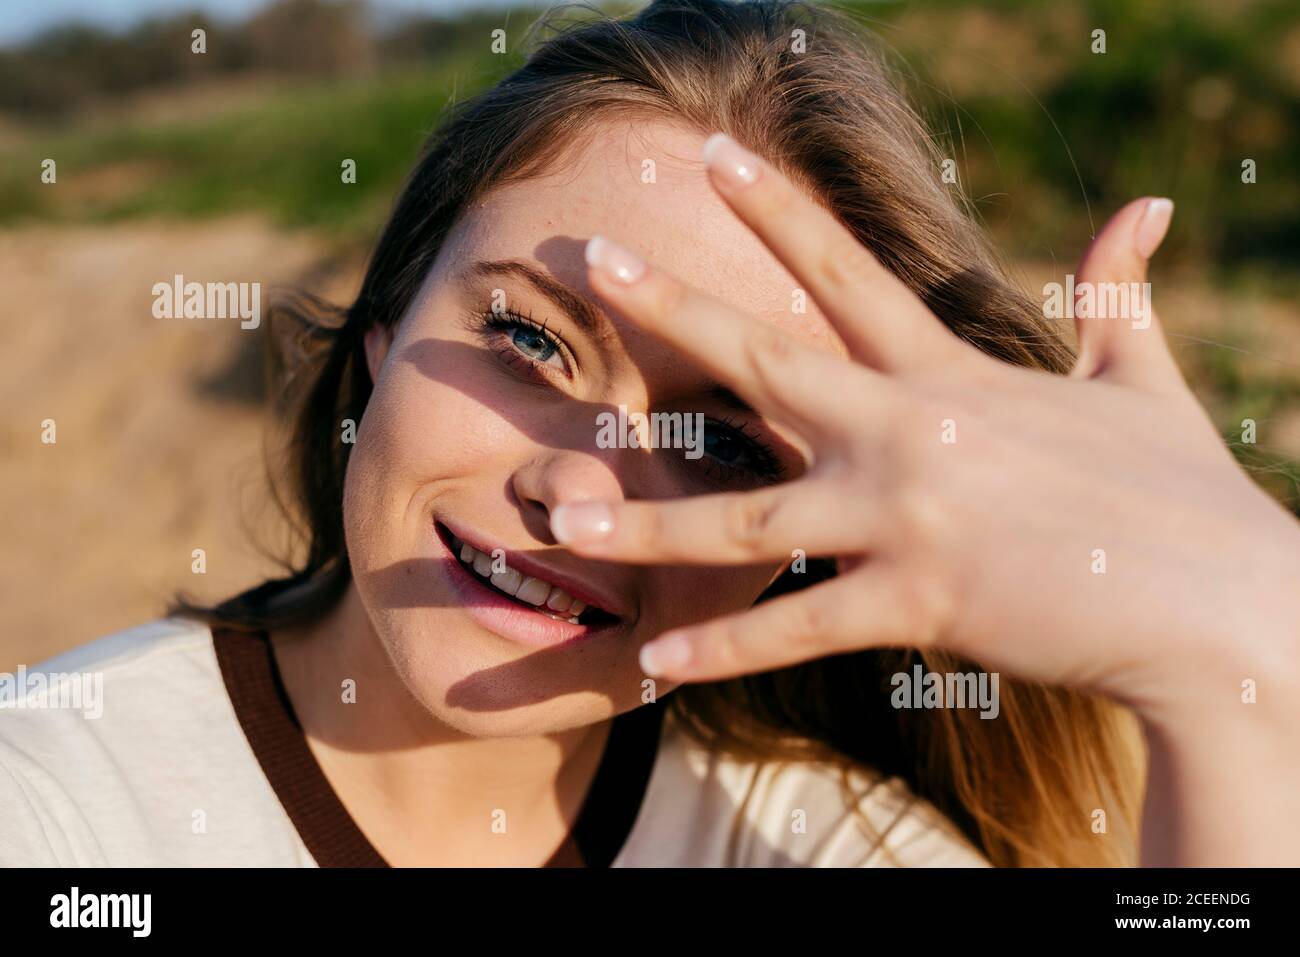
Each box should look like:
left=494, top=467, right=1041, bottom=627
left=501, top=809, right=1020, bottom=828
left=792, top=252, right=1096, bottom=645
left=1, top=0, right=1296, bottom=281
left=866, top=0, right=1300, bottom=281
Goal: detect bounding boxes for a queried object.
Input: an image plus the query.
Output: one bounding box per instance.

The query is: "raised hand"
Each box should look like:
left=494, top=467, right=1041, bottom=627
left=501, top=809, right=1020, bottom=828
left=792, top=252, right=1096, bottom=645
left=550, top=133, right=1300, bottom=865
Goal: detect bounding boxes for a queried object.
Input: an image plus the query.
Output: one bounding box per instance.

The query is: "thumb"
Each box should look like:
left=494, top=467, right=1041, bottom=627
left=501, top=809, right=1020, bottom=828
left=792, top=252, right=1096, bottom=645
left=1070, top=197, right=1184, bottom=390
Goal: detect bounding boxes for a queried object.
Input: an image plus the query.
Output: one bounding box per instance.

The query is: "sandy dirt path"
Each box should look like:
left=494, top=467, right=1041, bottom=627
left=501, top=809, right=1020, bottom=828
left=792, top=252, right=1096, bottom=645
left=0, top=217, right=362, bottom=669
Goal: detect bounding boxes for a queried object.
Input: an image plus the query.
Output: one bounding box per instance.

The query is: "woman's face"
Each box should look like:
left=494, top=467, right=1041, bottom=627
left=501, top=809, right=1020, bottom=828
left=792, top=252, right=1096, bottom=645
left=344, top=117, right=845, bottom=736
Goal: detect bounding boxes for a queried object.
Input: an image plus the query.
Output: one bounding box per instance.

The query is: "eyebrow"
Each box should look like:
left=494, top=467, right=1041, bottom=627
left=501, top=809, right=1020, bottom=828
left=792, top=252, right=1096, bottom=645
left=464, top=259, right=615, bottom=341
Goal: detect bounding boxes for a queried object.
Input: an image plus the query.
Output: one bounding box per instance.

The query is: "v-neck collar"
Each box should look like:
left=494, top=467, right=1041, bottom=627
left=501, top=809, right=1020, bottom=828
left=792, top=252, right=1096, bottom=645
left=212, top=625, right=664, bottom=867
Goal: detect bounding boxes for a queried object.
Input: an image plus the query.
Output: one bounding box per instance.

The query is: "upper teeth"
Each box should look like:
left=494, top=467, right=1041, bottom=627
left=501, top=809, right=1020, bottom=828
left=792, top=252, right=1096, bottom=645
left=453, top=537, right=589, bottom=622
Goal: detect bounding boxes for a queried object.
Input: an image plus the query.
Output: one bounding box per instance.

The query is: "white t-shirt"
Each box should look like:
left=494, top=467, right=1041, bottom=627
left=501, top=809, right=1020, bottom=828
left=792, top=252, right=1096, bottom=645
left=0, top=618, right=989, bottom=868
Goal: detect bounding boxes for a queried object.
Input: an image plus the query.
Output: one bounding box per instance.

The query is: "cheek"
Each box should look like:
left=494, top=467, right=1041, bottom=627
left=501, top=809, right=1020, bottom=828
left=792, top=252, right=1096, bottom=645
left=341, top=359, right=523, bottom=563
left=350, top=360, right=524, bottom=494
left=650, top=563, right=780, bottom=630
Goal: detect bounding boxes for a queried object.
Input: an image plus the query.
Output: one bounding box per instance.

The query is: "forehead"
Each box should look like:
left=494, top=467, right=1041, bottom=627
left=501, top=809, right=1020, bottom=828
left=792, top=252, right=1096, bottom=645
left=436, top=116, right=846, bottom=355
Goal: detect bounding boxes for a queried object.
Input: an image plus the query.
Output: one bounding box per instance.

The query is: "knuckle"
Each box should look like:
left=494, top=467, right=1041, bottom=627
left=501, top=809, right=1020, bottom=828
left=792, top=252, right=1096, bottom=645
left=722, top=493, right=782, bottom=555
left=820, top=234, right=881, bottom=293
left=894, top=570, right=952, bottom=646
left=742, top=326, right=798, bottom=391
left=784, top=597, right=830, bottom=647
left=894, top=485, right=949, bottom=548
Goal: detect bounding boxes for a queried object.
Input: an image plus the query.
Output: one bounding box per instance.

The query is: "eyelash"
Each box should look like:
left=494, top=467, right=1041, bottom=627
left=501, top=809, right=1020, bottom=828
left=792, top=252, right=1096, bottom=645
left=700, top=414, right=783, bottom=484
left=468, top=308, right=785, bottom=484
left=470, top=307, right=572, bottom=379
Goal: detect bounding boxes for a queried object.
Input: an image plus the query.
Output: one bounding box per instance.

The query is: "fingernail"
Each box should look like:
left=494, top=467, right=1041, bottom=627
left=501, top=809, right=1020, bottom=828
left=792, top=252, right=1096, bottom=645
left=585, top=235, right=645, bottom=284
left=640, top=631, right=692, bottom=676
left=701, top=132, right=761, bottom=188
left=551, top=501, right=614, bottom=545
left=1135, top=198, right=1174, bottom=259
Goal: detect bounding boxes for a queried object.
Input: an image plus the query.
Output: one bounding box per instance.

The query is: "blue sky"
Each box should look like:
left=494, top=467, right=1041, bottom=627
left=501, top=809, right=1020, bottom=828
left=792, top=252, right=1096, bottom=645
left=0, top=0, right=531, bottom=46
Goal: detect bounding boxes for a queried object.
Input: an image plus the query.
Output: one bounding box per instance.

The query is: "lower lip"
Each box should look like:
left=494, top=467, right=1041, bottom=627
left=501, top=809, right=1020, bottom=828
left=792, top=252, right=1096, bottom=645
left=432, top=521, right=620, bottom=650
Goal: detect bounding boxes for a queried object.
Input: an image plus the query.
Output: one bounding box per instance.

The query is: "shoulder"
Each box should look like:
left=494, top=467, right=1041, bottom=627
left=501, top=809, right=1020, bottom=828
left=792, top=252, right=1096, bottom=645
left=618, top=708, right=990, bottom=868
left=1, top=615, right=218, bottom=727
left=27, top=615, right=216, bottom=671
left=0, top=618, right=295, bottom=866
left=1, top=617, right=219, bottom=733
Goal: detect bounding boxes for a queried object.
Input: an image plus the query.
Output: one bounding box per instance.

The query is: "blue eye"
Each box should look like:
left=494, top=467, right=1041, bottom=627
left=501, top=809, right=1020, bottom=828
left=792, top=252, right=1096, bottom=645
left=476, top=309, right=568, bottom=373
left=510, top=325, right=558, bottom=363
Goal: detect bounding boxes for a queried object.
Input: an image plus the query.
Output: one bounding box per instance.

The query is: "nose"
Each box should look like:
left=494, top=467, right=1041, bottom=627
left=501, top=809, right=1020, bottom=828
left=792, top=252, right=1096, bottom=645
left=510, top=449, right=627, bottom=546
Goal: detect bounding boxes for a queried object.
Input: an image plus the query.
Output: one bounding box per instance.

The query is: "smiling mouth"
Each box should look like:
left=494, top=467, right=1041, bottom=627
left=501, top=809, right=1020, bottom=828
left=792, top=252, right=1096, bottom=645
left=435, top=522, right=619, bottom=628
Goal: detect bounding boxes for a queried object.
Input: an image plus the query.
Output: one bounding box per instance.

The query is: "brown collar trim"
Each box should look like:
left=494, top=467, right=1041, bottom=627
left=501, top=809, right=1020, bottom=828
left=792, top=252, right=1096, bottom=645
left=211, top=625, right=664, bottom=868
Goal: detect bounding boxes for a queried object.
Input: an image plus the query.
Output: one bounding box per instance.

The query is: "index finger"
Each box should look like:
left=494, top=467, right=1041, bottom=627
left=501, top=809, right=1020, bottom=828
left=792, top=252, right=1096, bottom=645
left=583, top=234, right=889, bottom=440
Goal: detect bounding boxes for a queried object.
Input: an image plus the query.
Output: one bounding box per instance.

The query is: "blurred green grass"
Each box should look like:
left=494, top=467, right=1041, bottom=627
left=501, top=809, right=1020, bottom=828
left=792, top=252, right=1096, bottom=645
left=864, top=0, right=1300, bottom=282
left=0, top=55, right=495, bottom=239
left=2, top=0, right=1297, bottom=273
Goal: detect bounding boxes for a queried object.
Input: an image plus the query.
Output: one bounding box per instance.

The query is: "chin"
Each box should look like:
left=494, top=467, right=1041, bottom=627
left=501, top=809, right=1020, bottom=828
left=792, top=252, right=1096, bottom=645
left=369, top=605, right=636, bottom=738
